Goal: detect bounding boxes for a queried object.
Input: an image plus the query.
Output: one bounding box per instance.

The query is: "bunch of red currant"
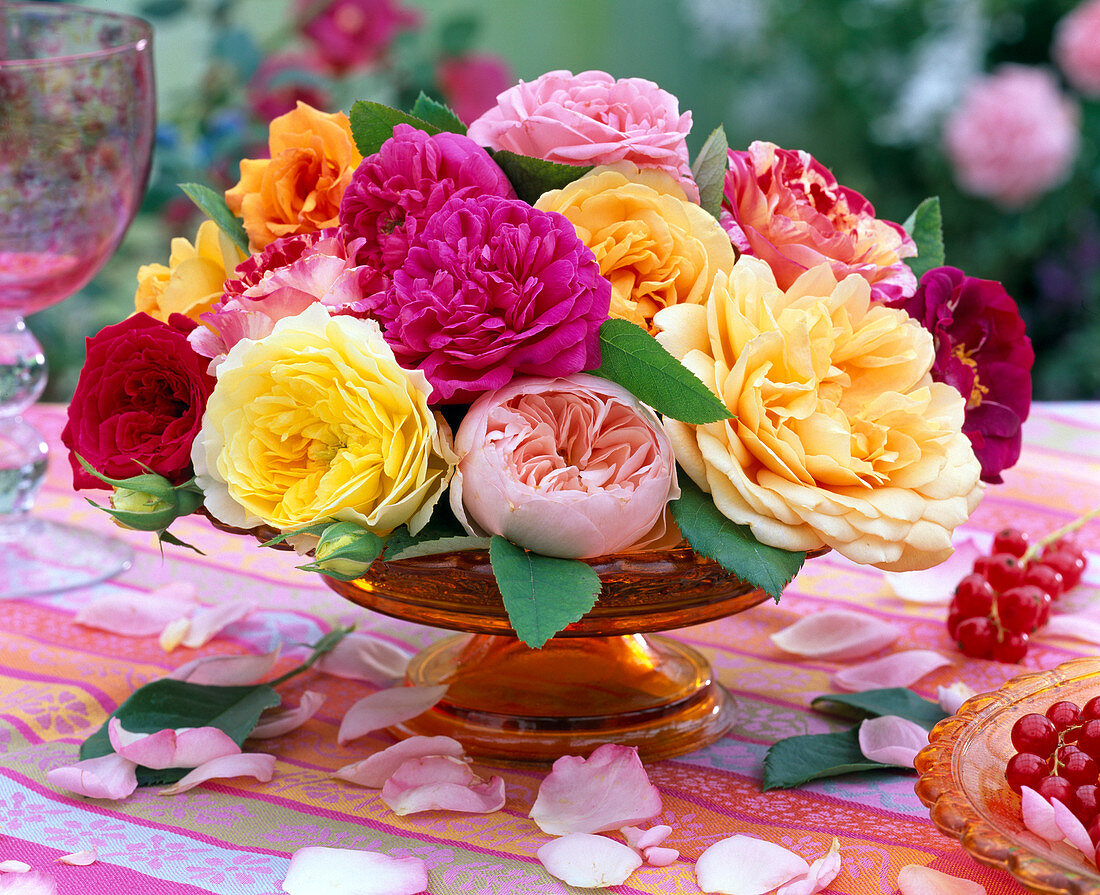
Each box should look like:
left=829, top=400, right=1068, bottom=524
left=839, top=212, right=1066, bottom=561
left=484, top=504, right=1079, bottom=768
left=1007, top=698, right=1100, bottom=865
left=947, top=527, right=1088, bottom=662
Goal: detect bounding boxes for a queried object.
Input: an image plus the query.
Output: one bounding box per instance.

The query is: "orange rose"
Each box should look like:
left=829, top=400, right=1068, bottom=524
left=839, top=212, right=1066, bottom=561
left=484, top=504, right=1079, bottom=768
left=225, top=101, right=362, bottom=250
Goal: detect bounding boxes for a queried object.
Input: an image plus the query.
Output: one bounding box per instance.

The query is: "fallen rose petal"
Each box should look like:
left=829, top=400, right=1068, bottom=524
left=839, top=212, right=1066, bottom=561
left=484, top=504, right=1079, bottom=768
left=882, top=536, right=985, bottom=604
left=770, top=609, right=900, bottom=660
left=832, top=650, right=952, bottom=692
left=937, top=682, right=976, bottom=715
left=337, top=685, right=448, bottom=745
left=777, top=838, right=841, bottom=895
left=108, top=719, right=241, bottom=769
left=57, top=849, right=97, bottom=866
left=0, top=872, right=57, bottom=895
left=695, top=835, right=810, bottom=895
left=249, top=691, right=325, bottom=739
left=0, top=862, right=30, bottom=873
left=74, top=583, right=198, bottom=637
left=1051, top=797, right=1095, bottom=857
left=857, top=715, right=929, bottom=768
left=537, top=833, right=643, bottom=888
left=530, top=743, right=663, bottom=835
left=281, top=846, right=427, bottom=895
left=158, top=752, right=275, bottom=795
left=621, top=824, right=673, bottom=851
left=180, top=601, right=255, bottom=648
left=1020, top=786, right=1062, bottom=841
left=45, top=753, right=138, bottom=800
left=159, top=616, right=191, bottom=652
left=644, top=846, right=679, bottom=867
left=380, top=756, right=506, bottom=815
left=169, top=649, right=280, bottom=684
left=333, top=736, right=467, bottom=788
left=315, top=632, right=412, bottom=685
left=897, top=864, right=987, bottom=895
left=1044, top=615, right=1100, bottom=646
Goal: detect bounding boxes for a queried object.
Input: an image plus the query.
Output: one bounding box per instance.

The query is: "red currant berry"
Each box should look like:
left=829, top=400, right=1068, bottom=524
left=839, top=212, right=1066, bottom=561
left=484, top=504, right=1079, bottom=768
left=1089, top=816, right=1100, bottom=848
left=1084, top=697, right=1100, bottom=721
left=1042, top=551, right=1086, bottom=590
left=1005, top=752, right=1051, bottom=793
left=946, top=609, right=965, bottom=639
left=1011, top=713, right=1059, bottom=756
left=1022, top=562, right=1065, bottom=600
left=992, top=630, right=1030, bottom=663
left=956, top=616, right=994, bottom=659
left=953, top=574, right=996, bottom=618
left=1048, top=700, right=1083, bottom=732
left=1077, top=719, right=1100, bottom=760
left=1094, top=841, right=1100, bottom=868
left=996, top=585, right=1046, bottom=633
left=1046, top=535, right=1086, bottom=562
left=1037, top=774, right=1075, bottom=805
left=974, top=553, right=1025, bottom=592
left=1061, top=751, right=1099, bottom=787
left=993, top=527, right=1030, bottom=558
left=1074, top=785, right=1100, bottom=824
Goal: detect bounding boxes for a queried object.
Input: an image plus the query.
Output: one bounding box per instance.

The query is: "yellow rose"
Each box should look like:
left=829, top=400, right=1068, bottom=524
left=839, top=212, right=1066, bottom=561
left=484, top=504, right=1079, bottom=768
left=225, top=101, right=363, bottom=251
left=192, top=304, right=455, bottom=535
left=134, top=219, right=246, bottom=323
left=535, top=164, right=736, bottom=332
left=653, top=257, right=983, bottom=571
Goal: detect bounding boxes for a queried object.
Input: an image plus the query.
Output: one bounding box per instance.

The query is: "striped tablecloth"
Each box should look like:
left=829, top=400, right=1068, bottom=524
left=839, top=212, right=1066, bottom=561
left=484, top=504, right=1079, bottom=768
left=2, top=402, right=1099, bottom=895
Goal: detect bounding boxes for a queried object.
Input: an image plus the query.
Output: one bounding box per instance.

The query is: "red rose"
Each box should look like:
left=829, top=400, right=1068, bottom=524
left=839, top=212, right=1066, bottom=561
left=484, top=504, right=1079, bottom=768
left=62, top=313, right=215, bottom=489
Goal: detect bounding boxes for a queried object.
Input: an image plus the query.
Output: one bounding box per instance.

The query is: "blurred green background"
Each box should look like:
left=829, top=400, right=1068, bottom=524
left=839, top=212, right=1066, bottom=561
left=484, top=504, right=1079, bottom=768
left=32, top=0, right=1100, bottom=400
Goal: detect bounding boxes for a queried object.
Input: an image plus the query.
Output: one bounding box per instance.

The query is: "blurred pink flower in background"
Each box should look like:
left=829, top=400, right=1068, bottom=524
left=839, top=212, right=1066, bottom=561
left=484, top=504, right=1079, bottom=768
left=437, top=54, right=513, bottom=126
left=293, top=0, right=420, bottom=74
left=943, top=65, right=1079, bottom=208
left=1054, top=0, right=1100, bottom=96
left=247, top=53, right=334, bottom=121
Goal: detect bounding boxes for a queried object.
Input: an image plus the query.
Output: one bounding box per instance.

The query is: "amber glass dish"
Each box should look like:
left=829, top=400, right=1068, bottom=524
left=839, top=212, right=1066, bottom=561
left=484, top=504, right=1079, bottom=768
left=915, top=657, right=1100, bottom=895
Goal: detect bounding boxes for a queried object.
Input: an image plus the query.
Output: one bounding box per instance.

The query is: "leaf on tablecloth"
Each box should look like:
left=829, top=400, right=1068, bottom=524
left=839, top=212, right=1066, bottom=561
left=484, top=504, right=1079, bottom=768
left=810, top=688, right=948, bottom=730
left=763, top=728, right=891, bottom=790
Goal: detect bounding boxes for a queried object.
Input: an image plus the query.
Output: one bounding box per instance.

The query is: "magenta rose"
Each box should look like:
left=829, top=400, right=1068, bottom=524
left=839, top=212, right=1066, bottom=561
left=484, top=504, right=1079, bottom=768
left=437, top=54, right=513, bottom=126
left=722, top=141, right=917, bottom=303
left=338, top=124, right=515, bottom=273
left=449, top=374, right=679, bottom=558
left=62, top=313, right=215, bottom=489
left=292, top=0, right=419, bottom=75
left=889, top=266, right=1033, bottom=483
left=362, top=194, right=611, bottom=404
left=466, top=69, right=697, bottom=199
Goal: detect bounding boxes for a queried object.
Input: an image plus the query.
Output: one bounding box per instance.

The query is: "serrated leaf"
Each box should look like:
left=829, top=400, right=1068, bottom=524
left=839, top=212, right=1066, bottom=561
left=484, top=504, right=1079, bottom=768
left=490, top=150, right=592, bottom=204
left=591, top=318, right=731, bottom=424
left=349, top=100, right=440, bottom=157
left=387, top=536, right=492, bottom=561
left=670, top=476, right=805, bottom=601
left=383, top=500, right=468, bottom=558
left=811, top=688, right=948, bottom=730
left=178, top=182, right=249, bottom=254
left=763, top=727, right=892, bottom=789
left=411, top=92, right=467, bottom=134
left=489, top=536, right=601, bottom=648
left=901, top=196, right=944, bottom=281
left=691, top=125, right=729, bottom=221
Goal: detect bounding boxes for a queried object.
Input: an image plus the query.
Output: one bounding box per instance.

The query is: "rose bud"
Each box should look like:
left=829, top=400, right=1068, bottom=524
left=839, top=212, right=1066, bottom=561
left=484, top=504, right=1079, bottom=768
left=298, top=522, right=384, bottom=581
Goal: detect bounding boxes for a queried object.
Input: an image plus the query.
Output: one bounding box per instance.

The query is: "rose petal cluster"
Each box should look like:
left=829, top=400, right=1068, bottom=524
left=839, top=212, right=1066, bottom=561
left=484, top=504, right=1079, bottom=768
left=654, top=257, right=983, bottom=571
left=192, top=303, right=455, bottom=535
left=62, top=313, right=215, bottom=489
left=226, top=101, right=363, bottom=250
left=535, top=164, right=736, bottom=332
left=467, top=69, right=696, bottom=198
left=887, top=266, right=1033, bottom=484
left=1054, top=0, right=1100, bottom=97
left=943, top=65, right=1079, bottom=208
left=721, top=141, right=917, bottom=304
left=449, top=374, right=679, bottom=559
left=437, top=54, right=514, bottom=126
left=365, top=194, right=611, bottom=404
left=292, top=0, right=419, bottom=75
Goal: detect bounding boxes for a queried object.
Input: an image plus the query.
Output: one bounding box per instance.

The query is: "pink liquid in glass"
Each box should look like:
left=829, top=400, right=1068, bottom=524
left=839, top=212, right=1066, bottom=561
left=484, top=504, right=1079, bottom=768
left=0, top=250, right=104, bottom=314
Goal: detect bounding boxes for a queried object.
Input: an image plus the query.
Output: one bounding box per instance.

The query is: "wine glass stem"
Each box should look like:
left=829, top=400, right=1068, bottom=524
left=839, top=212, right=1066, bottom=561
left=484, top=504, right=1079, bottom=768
left=0, top=313, right=49, bottom=519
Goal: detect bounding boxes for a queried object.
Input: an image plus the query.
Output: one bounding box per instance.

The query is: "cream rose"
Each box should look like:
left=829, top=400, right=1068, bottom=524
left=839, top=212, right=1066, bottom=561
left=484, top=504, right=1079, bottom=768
left=192, top=303, right=455, bottom=535
left=534, top=164, right=735, bottom=332
left=653, top=257, right=983, bottom=571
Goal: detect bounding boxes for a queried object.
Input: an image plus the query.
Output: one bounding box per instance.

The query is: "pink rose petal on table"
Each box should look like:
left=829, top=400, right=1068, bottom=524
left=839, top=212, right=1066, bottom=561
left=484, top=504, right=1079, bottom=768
left=620, top=824, right=672, bottom=851
left=337, top=685, right=448, bottom=745
left=314, top=632, right=412, bottom=685
left=159, top=616, right=191, bottom=652
left=897, top=865, right=987, bottom=895
left=108, top=719, right=241, bottom=769
left=0, top=873, right=57, bottom=895
left=1020, top=786, right=1062, bottom=841
left=158, top=752, right=276, bottom=795
left=169, top=649, right=281, bottom=685
left=380, top=755, right=506, bottom=816
left=832, top=650, right=952, bottom=692
left=73, top=583, right=199, bottom=636
left=536, top=833, right=643, bottom=888
left=857, top=715, right=929, bottom=767
left=46, top=753, right=138, bottom=800
left=882, top=536, right=985, bottom=604
left=249, top=691, right=325, bottom=739
left=777, top=838, right=841, bottom=895
left=937, top=682, right=976, bottom=715
left=281, top=846, right=428, bottom=895
left=1051, top=797, right=1095, bottom=857
left=695, top=835, right=810, bottom=895
left=643, top=846, right=679, bottom=867
left=334, top=736, right=467, bottom=788
left=0, top=862, right=30, bottom=873
left=57, top=849, right=97, bottom=866
left=770, top=609, right=900, bottom=660
left=180, top=601, right=255, bottom=648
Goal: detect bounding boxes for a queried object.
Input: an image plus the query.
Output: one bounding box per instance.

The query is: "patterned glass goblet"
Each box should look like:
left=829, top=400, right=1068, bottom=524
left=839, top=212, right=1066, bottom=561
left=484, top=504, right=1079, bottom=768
left=1, top=3, right=155, bottom=597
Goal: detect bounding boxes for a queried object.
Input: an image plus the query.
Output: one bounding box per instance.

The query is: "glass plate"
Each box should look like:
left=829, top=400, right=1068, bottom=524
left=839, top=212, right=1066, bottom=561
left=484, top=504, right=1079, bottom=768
left=915, top=657, right=1100, bottom=895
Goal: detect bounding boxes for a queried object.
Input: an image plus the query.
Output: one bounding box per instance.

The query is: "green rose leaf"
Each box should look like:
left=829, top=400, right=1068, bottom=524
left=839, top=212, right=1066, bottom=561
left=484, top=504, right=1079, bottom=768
left=178, top=182, right=249, bottom=254
left=763, top=727, right=892, bottom=790
left=670, top=476, right=805, bottom=601
left=490, top=150, right=593, bottom=204
left=383, top=499, right=470, bottom=559
left=692, top=125, right=729, bottom=221
left=902, top=196, right=944, bottom=281
left=386, top=536, right=492, bottom=561
left=810, top=688, right=948, bottom=730
left=350, top=100, right=440, bottom=157
left=489, top=536, right=601, bottom=648
left=410, top=92, right=467, bottom=135
left=590, top=318, right=731, bottom=425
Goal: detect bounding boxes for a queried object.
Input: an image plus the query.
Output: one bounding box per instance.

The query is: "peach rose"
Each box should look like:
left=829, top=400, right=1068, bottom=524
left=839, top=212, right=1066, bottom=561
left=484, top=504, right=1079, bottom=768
left=225, top=101, right=363, bottom=250
left=535, top=164, right=735, bottom=332
left=653, top=257, right=982, bottom=572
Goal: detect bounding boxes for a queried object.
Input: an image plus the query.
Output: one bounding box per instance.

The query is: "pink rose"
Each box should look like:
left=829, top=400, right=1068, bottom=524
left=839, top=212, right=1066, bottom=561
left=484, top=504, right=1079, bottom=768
left=721, top=141, right=917, bottom=304
left=1054, top=0, right=1100, bottom=97
left=467, top=69, right=696, bottom=199
left=437, top=54, right=514, bottom=126
left=449, top=374, right=679, bottom=559
left=943, top=65, right=1079, bottom=208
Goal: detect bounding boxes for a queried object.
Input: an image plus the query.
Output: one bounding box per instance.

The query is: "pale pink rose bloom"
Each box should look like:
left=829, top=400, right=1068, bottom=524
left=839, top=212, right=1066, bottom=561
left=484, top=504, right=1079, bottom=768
left=943, top=65, right=1079, bottom=208
left=467, top=69, right=697, bottom=199
left=1054, top=0, right=1100, bottom=96
left=449, top=374, right=679, bottom=559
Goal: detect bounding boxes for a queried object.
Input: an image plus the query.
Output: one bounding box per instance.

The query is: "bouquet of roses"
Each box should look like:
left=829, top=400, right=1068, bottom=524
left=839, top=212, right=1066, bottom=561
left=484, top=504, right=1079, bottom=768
left=62, top=69, right=1033, bottom=647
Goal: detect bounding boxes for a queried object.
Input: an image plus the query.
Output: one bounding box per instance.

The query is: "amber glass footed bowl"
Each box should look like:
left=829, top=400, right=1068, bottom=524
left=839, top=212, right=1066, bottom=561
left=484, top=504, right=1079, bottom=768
left=326, top=545, right=825, bottom=765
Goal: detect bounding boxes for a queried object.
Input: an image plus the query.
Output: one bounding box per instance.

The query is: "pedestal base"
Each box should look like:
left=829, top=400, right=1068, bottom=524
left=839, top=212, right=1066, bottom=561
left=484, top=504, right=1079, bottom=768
left=391, top=632, right=732, bottom=764
left=0, top=517, right=132, bottom=599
